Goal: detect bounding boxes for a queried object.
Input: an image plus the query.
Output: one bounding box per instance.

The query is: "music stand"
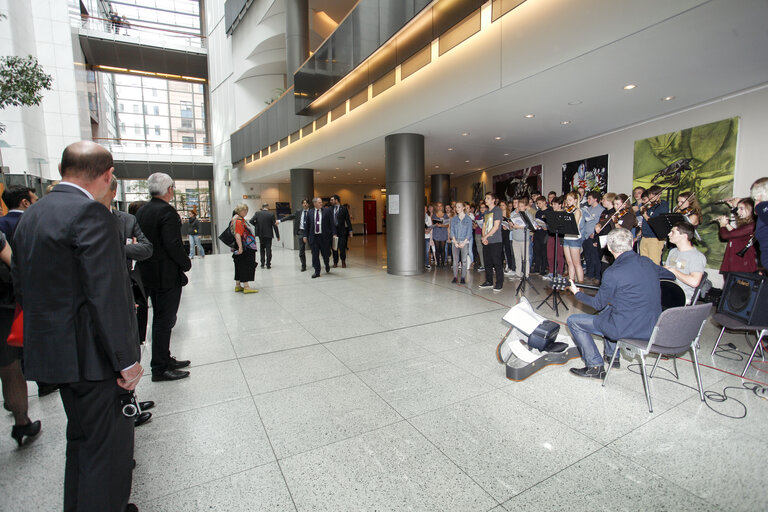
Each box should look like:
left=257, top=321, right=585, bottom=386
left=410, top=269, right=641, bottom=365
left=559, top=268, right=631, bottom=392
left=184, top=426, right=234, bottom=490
left=515, top=213, right=539, bottom=296
left=647, top=213, right=687, bottom=240
left=537, top=211, right=579, bottom=316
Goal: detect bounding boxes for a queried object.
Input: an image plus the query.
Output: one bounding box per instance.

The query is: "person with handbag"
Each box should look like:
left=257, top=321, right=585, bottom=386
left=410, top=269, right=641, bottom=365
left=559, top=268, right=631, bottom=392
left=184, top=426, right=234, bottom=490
left=231, top=204, right=259, bottom=293
left=0, top=230, right=41, bottom=446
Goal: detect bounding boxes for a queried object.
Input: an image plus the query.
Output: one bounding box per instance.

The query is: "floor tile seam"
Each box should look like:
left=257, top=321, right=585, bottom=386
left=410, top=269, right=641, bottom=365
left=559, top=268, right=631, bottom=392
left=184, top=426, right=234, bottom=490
left=493, top=390, right=614, bottom=449
left=233, top=340, right=323, bottom=361
left=596, top=444, right=727, bottom=510
left=401, top=415, right=503, bottom=507
left=497, top=444, right=609, bottom=506
left=132, top=459, right=279, bottom=507
left=248, top=369, right=355, bottom=398
left=274, top=417, right=408, bottom=463
left=315, top=307, right=506, bottom=347
left=137, top=393, right=255, bottom=422
left=395, top=385, right=508, bottom=423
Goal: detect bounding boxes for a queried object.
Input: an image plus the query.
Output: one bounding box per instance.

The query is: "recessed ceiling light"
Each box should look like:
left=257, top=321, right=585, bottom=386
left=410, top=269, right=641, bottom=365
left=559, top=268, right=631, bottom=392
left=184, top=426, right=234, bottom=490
left=364, top=168, right=368, bottom=171
left=623, top=84, right=637, bottom=90
left=333, top=176, right=337, bottom=179
left=504, top=153, right=509, bottom=156
left=448, top=148, right=454, bottom=151
left=434, top=165, right=439, bottom=168
left=561, top=120, right=571, bottom=125
left=661, top=95, right=675, bottom=101
left=357, top=161, right=362, bottom=164
left=450, top=172, right=455, bottom=175
left=568, top=100, right=582, bottom=106
left=461, top=132, right=469, bottom=136
left=524, top=114, right=535, bottom=118
left=495, top=136, right=502, bottom=140
left=465, top=160, right=470, bottom=163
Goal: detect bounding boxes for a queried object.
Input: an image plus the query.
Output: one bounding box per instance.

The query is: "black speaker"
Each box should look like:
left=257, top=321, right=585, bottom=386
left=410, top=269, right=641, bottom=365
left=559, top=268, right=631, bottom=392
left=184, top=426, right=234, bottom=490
left=717, top=272, right=768, bottom=326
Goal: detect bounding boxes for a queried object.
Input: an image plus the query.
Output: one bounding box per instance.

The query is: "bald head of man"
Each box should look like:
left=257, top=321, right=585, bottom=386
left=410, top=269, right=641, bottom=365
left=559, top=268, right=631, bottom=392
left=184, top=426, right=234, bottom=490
left=58, top=141, right=115, bottom=201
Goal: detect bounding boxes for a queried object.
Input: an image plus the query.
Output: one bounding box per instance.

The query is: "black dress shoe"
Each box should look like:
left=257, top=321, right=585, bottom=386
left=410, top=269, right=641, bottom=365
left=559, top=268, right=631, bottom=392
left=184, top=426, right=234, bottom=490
left=267, top=264, right=271, bottom=269
left=168, top=357, right=190, bottom=370
left=569, top=366, right=606, bottom=379
left=138, top=401, right=155, bottom=411
left=326, top=266, right=330, bottom=273
left=10, top=420, right=42, bottom=446
left=301, top=266, right=307, bottom=272
left=151, top=369, right=190, bottom=382
left=134, top=412, right=152, bottom=427
left=603, top=354, right=620, bottom=369
left=311, top=273, right=320, bottom=278
left=37, top=383, right=59, bottom=397
left=125, top=504, right=138, bottom=512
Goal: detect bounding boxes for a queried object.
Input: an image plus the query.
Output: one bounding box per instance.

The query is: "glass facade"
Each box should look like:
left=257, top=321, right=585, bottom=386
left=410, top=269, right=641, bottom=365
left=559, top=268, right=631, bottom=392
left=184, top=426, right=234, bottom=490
left=119, top=179, right=211, bottom=221
left=108, top=73, right=207, bottom=151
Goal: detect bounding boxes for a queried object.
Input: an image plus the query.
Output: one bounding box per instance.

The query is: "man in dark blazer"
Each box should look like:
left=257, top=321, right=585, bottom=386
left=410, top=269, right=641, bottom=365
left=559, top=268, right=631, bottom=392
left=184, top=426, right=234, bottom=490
left=329, top=194, right=353, bottom=268
left=303, top=197, right=336, bottom=278
left=566, top=227, right=675, bottom=379
left=292, top=198, right=311, bottom=271
left=0, top=185, right=37, bottom=241
left=12, top=141, right=143, bottom=512
left=103, top=176, right=155, bottom=427
left=250, top=203, right=280, bottom=268
left=135, top=172, right=192, bottom=382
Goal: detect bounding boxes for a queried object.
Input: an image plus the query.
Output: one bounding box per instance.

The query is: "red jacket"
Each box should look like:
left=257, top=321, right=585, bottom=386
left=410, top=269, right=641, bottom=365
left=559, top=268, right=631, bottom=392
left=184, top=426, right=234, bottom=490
left=719, top=223, right=757, bottom=273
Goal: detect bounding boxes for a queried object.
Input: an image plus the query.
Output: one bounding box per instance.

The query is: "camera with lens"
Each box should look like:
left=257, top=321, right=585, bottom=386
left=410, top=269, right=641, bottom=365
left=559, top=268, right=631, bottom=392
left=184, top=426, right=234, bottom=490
left=120, top=391, right=138, bottom=417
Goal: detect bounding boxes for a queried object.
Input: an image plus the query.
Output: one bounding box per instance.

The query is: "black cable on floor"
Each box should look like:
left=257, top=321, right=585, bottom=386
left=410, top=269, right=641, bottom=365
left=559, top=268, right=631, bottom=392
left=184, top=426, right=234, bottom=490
left=623, top=362, right=764, bottom=420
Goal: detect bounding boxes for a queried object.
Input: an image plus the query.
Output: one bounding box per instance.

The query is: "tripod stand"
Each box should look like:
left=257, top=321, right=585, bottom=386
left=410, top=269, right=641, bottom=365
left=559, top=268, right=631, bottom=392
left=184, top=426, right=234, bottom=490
left=515, top=214, right=538, bottom=296
left=537, top=210, right=578, bottom=316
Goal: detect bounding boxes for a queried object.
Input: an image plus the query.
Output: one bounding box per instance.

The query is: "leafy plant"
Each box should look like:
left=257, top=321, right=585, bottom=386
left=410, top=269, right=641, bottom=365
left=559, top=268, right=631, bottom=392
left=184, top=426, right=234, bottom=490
left=0, top=12, right=53, bottom=134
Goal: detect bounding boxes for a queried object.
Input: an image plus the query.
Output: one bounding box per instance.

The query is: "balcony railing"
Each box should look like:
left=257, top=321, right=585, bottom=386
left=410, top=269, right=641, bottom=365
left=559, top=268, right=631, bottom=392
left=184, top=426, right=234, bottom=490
left=95, top=138, right=212, bottom=158
left=75, top=15, right=206, bottom=50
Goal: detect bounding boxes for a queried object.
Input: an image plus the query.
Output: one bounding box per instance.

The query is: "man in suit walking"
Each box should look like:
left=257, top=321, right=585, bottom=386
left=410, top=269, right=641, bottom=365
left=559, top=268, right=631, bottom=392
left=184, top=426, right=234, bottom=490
left=303, top=197, right=336, bottom=278
left=329, top=194, right=353, bottom=268
left=12, top=141, right=143, bottom=512
left=135, top=172, right=192, bottom=382
left=293, top=198, right=311, bottom=272
left=250, top=203, right=280, bottom=268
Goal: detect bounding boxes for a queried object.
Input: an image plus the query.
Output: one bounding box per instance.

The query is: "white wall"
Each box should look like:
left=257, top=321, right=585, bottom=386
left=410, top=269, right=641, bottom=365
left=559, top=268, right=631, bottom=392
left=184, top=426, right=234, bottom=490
left=454, top=85, right=768, bottom=202
left=0, top=0, right=92, bottom=181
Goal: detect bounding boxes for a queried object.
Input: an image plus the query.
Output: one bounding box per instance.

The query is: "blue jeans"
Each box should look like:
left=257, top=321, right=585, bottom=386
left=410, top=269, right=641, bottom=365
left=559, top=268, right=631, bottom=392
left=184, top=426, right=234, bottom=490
left=189, top=234, right=205, bottom=257
left=425, top=239, right=431, bottom=266
left=566, top=314, right=617, bottom=367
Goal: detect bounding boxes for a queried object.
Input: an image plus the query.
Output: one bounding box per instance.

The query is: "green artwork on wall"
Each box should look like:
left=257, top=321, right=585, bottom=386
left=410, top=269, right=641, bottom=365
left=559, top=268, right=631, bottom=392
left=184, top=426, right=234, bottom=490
left=633, top=117, right=739, bottom=267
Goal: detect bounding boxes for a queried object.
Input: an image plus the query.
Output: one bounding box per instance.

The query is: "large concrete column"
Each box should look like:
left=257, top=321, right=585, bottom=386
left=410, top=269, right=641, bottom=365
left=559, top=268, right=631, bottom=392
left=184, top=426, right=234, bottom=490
left=430, top=173, right=450, bottom=205
left=290, top=168, right=314, bottom=214
left=285, top=0, right=309, bottom=88
left=385, top=134, right=425, bottom=276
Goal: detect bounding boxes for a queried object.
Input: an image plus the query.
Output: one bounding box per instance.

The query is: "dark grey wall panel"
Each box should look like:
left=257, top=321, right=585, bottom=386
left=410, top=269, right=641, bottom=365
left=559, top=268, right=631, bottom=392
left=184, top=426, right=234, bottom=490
left=225, top=0, right=249, bottom=35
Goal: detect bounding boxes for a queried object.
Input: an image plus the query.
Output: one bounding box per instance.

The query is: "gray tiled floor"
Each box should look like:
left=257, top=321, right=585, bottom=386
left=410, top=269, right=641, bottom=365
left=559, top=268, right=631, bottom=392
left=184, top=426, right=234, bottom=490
left=1, top=235, right=767, bottom=510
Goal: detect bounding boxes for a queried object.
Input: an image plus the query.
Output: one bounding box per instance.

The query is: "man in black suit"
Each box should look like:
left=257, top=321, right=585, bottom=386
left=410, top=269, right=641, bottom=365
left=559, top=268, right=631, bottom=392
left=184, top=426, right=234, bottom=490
left=304, top=197, right=336, bottom=278
left=329, top=194, right=353, bottom=268
left=250, top=203, right=280, bottom=268
left=135, top=172, right=192, bottom=382
left=293, top=198, right=311, bottom=271
left=12, top=141, right=143, bottom=512
left=103, top=176, right=156, bottom=427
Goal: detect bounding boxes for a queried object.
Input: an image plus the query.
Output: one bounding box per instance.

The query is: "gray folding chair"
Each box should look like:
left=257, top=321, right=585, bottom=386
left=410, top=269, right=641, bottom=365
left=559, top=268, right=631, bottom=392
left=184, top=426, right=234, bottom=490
left=688, top=271, right=709, bottom=306
left=710, top=312, right=768, bottom=377
left=603, top=304, right=712, bottom=412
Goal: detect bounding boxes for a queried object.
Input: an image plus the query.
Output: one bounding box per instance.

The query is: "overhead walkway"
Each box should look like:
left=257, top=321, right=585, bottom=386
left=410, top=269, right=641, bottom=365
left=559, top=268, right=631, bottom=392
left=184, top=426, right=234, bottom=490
left=95, top=138, right=213, bottom=180
left=75, top=15, right=208, bottom=79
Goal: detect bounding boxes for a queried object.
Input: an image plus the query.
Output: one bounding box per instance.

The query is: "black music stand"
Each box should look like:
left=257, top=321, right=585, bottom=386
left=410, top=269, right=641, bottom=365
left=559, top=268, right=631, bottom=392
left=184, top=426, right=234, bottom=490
left=537, top=211, right=579, bottom=316
left=647, top=213, right=687, bottom=240
left=515, top=213, right=539, bottom=296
